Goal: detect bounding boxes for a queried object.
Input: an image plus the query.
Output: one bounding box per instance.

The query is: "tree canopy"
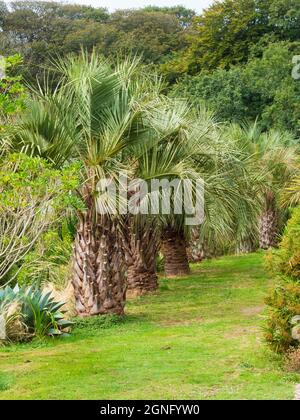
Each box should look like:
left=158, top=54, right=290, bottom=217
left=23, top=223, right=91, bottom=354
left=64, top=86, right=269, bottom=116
left=172, top=42, right=300, bottom=133
left=1, top=1, right=300, bottom=132
left=0, top=2, right=191, bottom=81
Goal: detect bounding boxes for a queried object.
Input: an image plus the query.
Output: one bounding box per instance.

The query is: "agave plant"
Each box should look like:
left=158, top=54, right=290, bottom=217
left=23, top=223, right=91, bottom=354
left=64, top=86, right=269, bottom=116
left=0, top=285, right=72, bottom=341
left=0, top=285, right=19, bottom=310
left=21, top=286, right=73, bottom=338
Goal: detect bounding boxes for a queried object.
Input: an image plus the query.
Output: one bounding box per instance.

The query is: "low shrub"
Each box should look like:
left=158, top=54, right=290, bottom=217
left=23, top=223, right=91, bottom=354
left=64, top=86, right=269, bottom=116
left=16, top=225, right=74, bottom=289
left=265, top=282, right=300, bottom=353
left=265, top=208, right=300, bottom=279
left=0, top=285, right=73, bottom=344
left=73, top=314, right=123, bottom=333
left=265, top=207, right=300, bottom=353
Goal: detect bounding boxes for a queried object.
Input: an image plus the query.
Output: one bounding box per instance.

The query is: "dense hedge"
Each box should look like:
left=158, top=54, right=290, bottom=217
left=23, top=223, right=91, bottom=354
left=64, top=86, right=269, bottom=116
left=265, top=207, right=300, bottom=353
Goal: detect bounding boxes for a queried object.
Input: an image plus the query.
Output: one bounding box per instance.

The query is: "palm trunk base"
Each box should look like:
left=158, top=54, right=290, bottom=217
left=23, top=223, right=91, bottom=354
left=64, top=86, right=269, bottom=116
left=96, top=219, right=126, bottom=315
left=125, top=220, right=160, bottom=297
left=162, top=228, right=190, bottom=277
left=72, top=212, right=101, bottom=317
left=127, top=266, right=158, bottom=297
left=72, top=214, right=126, bottom=317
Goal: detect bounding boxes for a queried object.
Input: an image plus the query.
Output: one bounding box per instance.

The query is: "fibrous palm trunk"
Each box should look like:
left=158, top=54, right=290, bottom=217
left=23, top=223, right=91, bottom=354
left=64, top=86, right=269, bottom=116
left=187, top=229, right=214, bottom=263
left=72, top=209, right=99, bottom=316
left=126, top=224, right=160, bottom=297
left=258, top=208, right=278, bottom=249
left=72, top=210, right=126, bottom=317
left=97, top=217, right=127, bottom=314
left=161, top=226, right=190, bottom=277
left=187, top=241, right=214, bottom=262
left=259, top=192, right=278, bottom=250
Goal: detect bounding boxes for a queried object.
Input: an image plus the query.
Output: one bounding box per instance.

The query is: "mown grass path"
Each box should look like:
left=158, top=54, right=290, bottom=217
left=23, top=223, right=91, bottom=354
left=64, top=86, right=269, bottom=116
left=0, top=253, right=299, bottom=400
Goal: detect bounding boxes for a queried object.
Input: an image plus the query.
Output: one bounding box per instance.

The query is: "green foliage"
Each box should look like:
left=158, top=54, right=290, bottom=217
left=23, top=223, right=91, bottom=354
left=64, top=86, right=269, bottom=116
left=16, top=225, right=74, bottom=288
left=265, top=207, right=300, bottom=353
left=0, top=153, right=81, bottom=286
left=2, top=1, right=300, bottom=136
left=265, top=280, right=300, bottom=353
left=0, top=2, right=191, bottom=82
left=0, top=153, right=80, bottom=210
left=164, top=0, right=300, bottom=78
left=266, top=207, right=300, bottom=279
left=143, top=5, right=195, bottom=28
left=171, top=68, right=250, bottom=122
left=103, top=10, right=186, bottom=64
left=172, top=42, right=300, bottom=134
left=245, top=41, right=300, bottom=133
left=0, top=53, right=27, bottom=119
left=14, top=214, right=78, bottom=289
left=166, top=2, right=300, bottom=133
left=0, top=284, right=73, bottom=342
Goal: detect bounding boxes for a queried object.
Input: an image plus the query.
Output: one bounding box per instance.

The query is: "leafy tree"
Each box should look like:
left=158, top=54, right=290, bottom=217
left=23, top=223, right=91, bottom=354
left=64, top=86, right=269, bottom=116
left=172, top=42, right=300, bottom=134
left=163, top=0, right=274, bottom=78
left=171, top=68, right=251, bottom=122
left=245, top=41, right=300, bottom=133
left=0, top=2, right=191, bottom=82
left=0, top=54, right=27, bottom=121
left=269, top=0, right=300, bottom=41
left=143, top=5, right=195, bottom=28
left=104, top=10, right=186, bottom=64
left=1, top=2, right=109, bottom=80
left=163, top=0, right=300, bottom=80
left=0, top=153, right=79, bottom=286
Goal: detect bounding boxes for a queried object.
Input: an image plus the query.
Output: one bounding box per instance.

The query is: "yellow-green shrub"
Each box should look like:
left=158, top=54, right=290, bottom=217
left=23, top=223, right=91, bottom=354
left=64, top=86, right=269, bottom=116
left=265, top=207, right=300, bottom=353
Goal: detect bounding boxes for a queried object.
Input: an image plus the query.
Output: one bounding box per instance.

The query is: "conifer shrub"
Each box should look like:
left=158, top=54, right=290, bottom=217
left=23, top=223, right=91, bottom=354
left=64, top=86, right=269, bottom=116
left=265, top=207, right=300, bottom=353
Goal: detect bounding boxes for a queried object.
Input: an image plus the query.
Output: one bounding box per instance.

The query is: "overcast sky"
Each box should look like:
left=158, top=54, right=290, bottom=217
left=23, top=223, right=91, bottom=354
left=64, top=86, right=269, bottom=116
left=62, top=0, right=214, bottom=13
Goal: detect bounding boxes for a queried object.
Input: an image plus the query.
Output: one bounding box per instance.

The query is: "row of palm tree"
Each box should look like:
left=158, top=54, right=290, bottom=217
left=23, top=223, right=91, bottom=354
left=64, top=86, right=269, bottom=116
left=3, top=52, right=299, bottom=317
left=188, top=123, right=299, bottom=260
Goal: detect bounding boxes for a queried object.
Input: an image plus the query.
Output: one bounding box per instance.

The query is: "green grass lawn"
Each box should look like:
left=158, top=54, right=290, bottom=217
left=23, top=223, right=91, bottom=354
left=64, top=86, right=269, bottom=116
left=0, top=253, right=299, bottom=400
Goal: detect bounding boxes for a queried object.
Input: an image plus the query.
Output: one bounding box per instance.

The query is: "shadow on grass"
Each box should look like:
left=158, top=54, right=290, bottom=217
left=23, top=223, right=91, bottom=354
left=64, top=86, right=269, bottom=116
left=72, top=313, right=150, bottom=333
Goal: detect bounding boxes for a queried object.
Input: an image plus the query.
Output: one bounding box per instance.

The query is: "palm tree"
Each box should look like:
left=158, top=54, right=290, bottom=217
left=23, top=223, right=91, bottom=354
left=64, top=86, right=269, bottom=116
left=146, top=101, right=204, bottom=278
left=8, top=53, right=203, bottom=310
left=224, top=122, right=298, bottom=250
left=124, top=99, right=201, bottom=291
left=8, top=52, right=167, bottom=316
left=157, top=107, right=259, bottom=276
